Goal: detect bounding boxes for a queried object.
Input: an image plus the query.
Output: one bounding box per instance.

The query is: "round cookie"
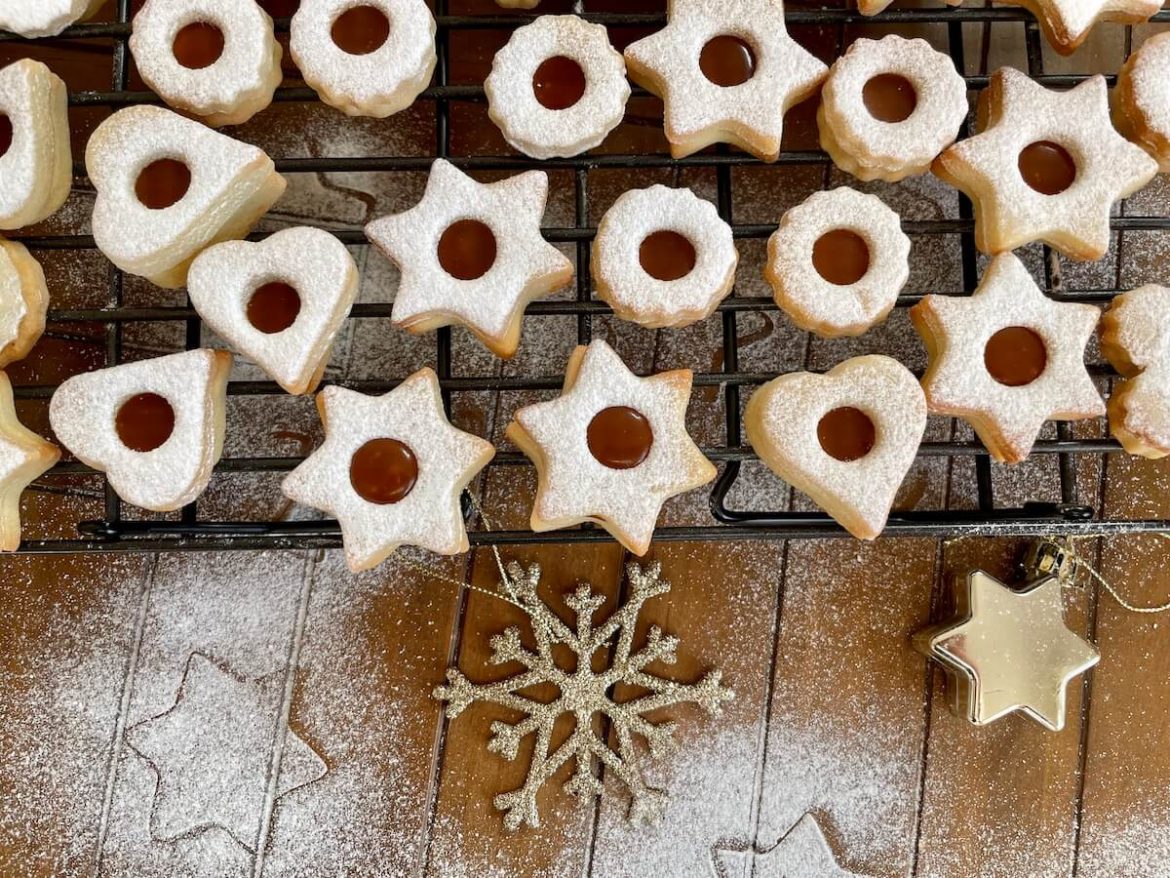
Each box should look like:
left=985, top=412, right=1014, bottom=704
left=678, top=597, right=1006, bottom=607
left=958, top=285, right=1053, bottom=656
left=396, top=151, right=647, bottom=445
left=0, top=59, right=72, bottom=231
left=0, top=0, right=104, bottom=38
left=0, top=371, right=59, bottom=552
left=1114, top=33, right=1170, bottom=173
left=0, top=239, right=48, bottom=369
left=1100, top=285, right=1170, bottom=459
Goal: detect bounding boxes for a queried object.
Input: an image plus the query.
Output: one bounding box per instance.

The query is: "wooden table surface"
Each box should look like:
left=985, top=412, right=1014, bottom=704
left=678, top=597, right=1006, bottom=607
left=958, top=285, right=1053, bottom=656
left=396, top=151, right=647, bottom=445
left=2, top=2, right=1170, bottom=876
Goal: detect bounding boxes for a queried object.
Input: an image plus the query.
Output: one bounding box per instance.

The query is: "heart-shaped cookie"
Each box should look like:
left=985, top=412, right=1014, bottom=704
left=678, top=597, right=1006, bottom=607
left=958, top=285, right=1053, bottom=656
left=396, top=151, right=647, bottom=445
left=744, top=355, right=926, bottom=539
left=49, top=349, right=232, bottom=512
left=188, top=228, right=359, bottom=396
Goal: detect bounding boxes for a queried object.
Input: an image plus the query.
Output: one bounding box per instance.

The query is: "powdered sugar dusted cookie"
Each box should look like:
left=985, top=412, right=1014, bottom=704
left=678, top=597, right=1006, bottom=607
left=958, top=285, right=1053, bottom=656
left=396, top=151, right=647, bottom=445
left=365, top=159, right=573, bottom=358
left=290, top=0, right=436, bottom=118
left=0, top=239, right=48, bottom=368
left=506, top=339, right=716, bottom=555
left=282, top=368, right=495, bottom=572
left=130, top=0, right=283, bottom=128
left=188, top=227, right=359, bottom=396
left=745, top=355, right=926, bottom=540
left=86, top=106, right=286, bottom=289
left=933, top=68, right=1157, bottom=262
left=1100, top=285, right=1170, bottom=459
left=624, top=0, right=828, bottom=161
left=766, top=188, right=909, bottom=338
left=0, top=59, right=72, bottom=230
left=48, top=349, right=233, bottom=512
left=911, top=253, right=1104, bottom=464
left=0, top=371, right=59, bottom=552
left=592, top=185, right=737, bottom=329
left=1000, top=0, right=1160, bottom=56
left=485, top=15, right=629, bottom=160
left=1114, top=33, right=1170, bottom=173
left=818, top=36, right=968, bottom=183
left=0, top=0, right=103, bottom=38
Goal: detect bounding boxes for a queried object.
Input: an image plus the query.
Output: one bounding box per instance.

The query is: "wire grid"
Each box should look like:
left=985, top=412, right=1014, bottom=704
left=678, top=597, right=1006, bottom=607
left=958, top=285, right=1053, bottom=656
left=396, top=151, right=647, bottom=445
left=7, top=2, right=1170, bottom=554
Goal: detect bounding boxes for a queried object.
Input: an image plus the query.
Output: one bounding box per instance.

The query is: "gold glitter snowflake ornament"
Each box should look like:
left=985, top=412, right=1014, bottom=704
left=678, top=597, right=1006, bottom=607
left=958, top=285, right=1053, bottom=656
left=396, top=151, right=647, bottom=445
left=433, top=561, right=734, bottom=830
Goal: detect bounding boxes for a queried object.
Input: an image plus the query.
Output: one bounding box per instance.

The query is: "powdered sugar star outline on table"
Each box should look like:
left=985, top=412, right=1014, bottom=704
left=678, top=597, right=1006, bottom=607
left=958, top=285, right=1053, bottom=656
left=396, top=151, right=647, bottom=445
left=711, top=812, right=875, bottom=878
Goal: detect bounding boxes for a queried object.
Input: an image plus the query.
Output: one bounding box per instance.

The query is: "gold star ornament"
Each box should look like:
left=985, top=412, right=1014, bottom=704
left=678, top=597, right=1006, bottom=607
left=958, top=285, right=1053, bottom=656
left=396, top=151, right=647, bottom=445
left=913, top=569, right=1099, bottom=731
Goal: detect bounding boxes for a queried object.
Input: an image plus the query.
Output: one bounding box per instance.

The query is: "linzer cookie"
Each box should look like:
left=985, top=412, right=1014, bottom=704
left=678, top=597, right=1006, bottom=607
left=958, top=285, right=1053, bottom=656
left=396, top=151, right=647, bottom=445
left=0, top=371, right=59, bottom=552
left=818, top=36, right=968, bottom=183
left=766, top=188, right=910, bottom=338
left=365, top=159, right=573, bottom=358
left=745, top=355, right=926, bottom=540
left=624, top=0, right=827, bottom=161
left=506, top=339, right=716, bottom=555
left=86, top=106, right=286, bottom=289
left=1114, top=33, right=1170, bottom=173
left=0, top=239, right=48, bottom=368
left=1000, top=0, right=1160, bottom=56
left=1100, top=285, right=1170, bottom=459
left=911, top=252, right=1104, bottom=464
left=933, top=68, right=1157, bottom=262
left=485, top=15, right=629, bottom=159
left=592, top=185, right=737, bottom=329
left=130, top=0, right=283, bottom=127
left=188, top=227, right=359, bottom=395
left=48, top=349, right=233, bottom=512
left=0, top=0, right=103, bottom=38
left=282, top=368, right=496, bottom=572
left=0, top=59, right=72, bottom=231
left=290, top=0, right=436, bottom=118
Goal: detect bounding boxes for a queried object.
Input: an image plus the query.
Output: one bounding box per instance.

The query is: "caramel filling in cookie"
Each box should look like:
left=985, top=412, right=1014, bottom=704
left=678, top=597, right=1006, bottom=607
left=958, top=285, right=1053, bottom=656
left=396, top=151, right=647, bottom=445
left=699, top=35, right=756, bottom=87
left=331, top=5, right=390, bottom=55
left=532, top=56, right=587, bottom=111
left=350, top=437, right=419, bottom=504
left=173, top=21, right=226, bottom=70
left=0, top=114, right=11, bottom=159
left=587, top=405, right=654, bottom=469
left=116, top=392, right=176, bottom=453
left=984, top=326, right=1048, bottom=386
left=862, top=73, right=918, bottom=123
left=247, top=281, right=302, bottom=334
left=817, top=406, right=876, bottom=461
left=135, top=158, right=192, bottom=210
left=437, top=219, right=497, bottom=281
left=812, top=229, right=870, bottom=286
left=1018, top=141, right=1077, bottom=196
left=638, top=230, right=697, bottom=281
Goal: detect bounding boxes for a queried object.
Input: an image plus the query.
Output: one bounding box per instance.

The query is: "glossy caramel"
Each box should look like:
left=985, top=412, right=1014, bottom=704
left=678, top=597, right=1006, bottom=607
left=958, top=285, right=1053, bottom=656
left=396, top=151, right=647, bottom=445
left=699, top=35, right=756, bottom=87
left=817, top=406, right=876, bottom=462
left=331, top=5, right=390, bottom=55
left=1018, top=141, right=1077, bottom=196
left=862, top=73, right=918, bottom=123
left=587, top=406, right=653, bottom=469
left=350, top=438, right=419, bottom=504
left=135, top=159, right=192, bottom=210
left=812, top=229, right=870, bottom=286
left=639, top=230, right=697, bottom=281
left=116, top=393, right=176, bottom=453
left=247, top=282, right=301, bottom=334
left=437, top=219, right=497, bottom=280
left=984, top=326, right=1047, bottom=386
left=532, top=56, right=587, bottom=111
left=173, top=21, right=225, bottom=70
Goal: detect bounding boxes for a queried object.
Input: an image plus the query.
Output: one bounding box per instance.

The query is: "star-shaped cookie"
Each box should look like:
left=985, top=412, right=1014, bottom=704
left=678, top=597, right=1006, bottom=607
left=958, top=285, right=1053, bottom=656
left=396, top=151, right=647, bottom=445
left=365, top=159, right=573, bottom=358
left=0, top=371, right=59, bottom=552
left=1002, top=0, right=1161, bottom=55
left=933, top=67, right=1157, bottom=261
left=624, top=0, right=828, bottom=161
left=712, top=814, right=874, bottom=878
left=913, top=570, right=1099, bottom=731
left=911, top=253, right=1104, bottom=463
left=282, top=368, right=495, bottom=572
left=506, top=339, right=716, bottom=555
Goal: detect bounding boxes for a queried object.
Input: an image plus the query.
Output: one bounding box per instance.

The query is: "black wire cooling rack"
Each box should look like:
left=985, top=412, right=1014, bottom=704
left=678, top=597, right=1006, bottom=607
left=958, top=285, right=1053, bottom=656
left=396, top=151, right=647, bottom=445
left=5, top=0, right=1170, bottom=555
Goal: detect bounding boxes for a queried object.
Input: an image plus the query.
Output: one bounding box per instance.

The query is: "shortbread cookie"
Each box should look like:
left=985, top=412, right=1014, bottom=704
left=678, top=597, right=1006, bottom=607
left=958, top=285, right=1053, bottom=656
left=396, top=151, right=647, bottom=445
left=290, top=0, right=436, bottom=118
left=86, top=106, right=286, bottom=288
left=365, top=159, right=573, bottom=358
left=624, top=0, right=828, bottom=161
left=0, top=0, right=104, bottom=38
left=592, top=185, right=737, bottom=329
left=911, top=253, right=1104, bottom=464
left=49, top=349, right=233, bottom=512
left=745, top=355, right=926, bottom=540
left=765, top=188, right=910, bottom=338
left=0, top=59, right=72, bottom=230
left=818, top=36, right=968, bottom=183
left=0, top=371, right=59, bottom=552
left=933, top=68, right=1157, bottom=262
left=1000, top=0, right=1160, bottom=56
left=485, top=15, right=629, bottom=160
left=282, top=368, right=495, bottom=572
left=188, top=227, right=359, bottom=395
left=1100, top=285, right=1170, bottom=459
left=506, top=339, right=716, bottom=555
left=0, top=239, right=48, bottom=368
left=1114, top=33, right=1170, bottom=173
left=130, top=0, right=284, bottom=127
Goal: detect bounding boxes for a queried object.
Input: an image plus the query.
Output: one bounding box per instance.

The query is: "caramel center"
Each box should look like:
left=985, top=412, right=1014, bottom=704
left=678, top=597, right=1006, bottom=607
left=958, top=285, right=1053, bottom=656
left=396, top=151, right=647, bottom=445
left=437, top=219, right=497, bottom=280
left=116, top=393, right=176, bottom=453
left=532, top=56, right=587, bottom=111
left=984, top=326, right=1047, bottom=386
left=639, top=230, right=697, bottom=282
left=812, top=229, right=870, bottom=286
left=699, top=35, right=756, bottom=87
left=0, top=114, right=12, bottom=159
left=587, top=406, right=653, bottom=470
left=135, top=159, right=192, bottom=210
left=331, top=5, right=390, bottom=55
left=817, top=406, right=876, bottom=462
left=862, top=73, right=918, bottom=123
left=247, top=281, right=301, bottom=334
left=1018, top=141, right=1077, bottom=196
left=350, top=438, right=419, bottom=504
left=173, top=21, right=225, bottom=70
